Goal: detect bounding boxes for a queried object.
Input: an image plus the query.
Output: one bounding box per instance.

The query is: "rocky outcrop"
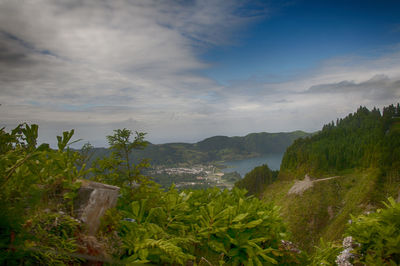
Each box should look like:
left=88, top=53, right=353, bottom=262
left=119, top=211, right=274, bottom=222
left=288, top=174, right=341, bottom=195
left=74, top=180, right=120, bottom=235
left=288, top=174, right=313, bottom=195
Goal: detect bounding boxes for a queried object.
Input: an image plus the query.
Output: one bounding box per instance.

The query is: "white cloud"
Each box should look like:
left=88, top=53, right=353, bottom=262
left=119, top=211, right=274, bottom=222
left=0, top=0, right=266, bottom=145
left=0, top=0, right=399, bottom=147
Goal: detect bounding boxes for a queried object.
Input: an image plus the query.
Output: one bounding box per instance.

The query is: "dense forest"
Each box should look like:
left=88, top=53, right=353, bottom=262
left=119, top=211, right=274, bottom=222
left=281, top=104, right=400, bottom=176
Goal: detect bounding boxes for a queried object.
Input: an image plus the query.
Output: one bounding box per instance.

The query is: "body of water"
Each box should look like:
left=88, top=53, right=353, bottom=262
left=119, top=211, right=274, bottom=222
left=221, top=153, right=284, bottom=177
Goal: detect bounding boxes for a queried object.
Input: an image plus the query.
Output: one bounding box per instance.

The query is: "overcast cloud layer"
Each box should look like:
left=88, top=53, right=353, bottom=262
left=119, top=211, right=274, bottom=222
left=0, top=0, right=399, bottom=147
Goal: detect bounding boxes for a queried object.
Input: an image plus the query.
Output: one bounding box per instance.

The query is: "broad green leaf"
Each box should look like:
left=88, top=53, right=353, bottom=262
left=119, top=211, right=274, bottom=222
left=232, top=213, right=249, bottom=223
left=246, top=219, right=263, bottom=228
left=209, top=240, right=227, bottom=253
left=131, top=201, right=140, bottom=218
left=258, top=252, right=278, bottom=264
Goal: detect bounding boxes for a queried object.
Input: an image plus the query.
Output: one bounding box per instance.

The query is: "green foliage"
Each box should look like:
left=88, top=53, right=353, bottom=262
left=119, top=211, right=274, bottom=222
left=235, top=164, right=278, bottom=197
left=97, top=208, right=124, bottom=258
left=310, top=238, right=341, bottom=266
left=346, top=197, right=400, bottom=264
left=76, top=142, right=94, bottom=173
left=311, top=197, right=400, bottom=265
left=107, top=129, right=147, bottom=152
left=117, top=186, right=305, bottom=265
left=92, top=128, right=151, bottom=202
left=0, top=124, right=86, bottom=264
left=2, top=124, right=306, bottom=265
left=22, top=211, right=81, bottom=265
left=57, top=129, right=79, bottom=151
left=0, top=124, right=85, bottom=210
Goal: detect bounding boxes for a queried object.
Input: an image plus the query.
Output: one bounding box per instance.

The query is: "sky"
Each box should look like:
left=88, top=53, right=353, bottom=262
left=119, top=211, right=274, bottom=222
left=1, top=0, right=400, bottom=147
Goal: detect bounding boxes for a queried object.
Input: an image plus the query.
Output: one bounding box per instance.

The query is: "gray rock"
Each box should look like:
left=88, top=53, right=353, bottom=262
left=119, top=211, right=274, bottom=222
left=74, top=180, right=120, bottom=235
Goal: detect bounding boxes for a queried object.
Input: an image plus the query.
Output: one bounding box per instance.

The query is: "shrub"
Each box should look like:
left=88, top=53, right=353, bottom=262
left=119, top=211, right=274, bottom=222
left=312, top=197, right=400, bottom=265
left=118, top=186, right=305, bottom=265
left=347, top=197, right=400, bottom=264
left=0, top=124, right=85, bottom=265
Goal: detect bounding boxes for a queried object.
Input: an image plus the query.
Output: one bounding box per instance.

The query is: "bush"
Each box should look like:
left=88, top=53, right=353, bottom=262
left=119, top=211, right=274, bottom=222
left=22, top=211, right=82, bottom=265
left=0, top=124, right=85, bottom=265
left=312, top=197, right=400, bottom=265
left=347, top=197, right=400, bottom=264
left=118, top=186, right=305, bottom=265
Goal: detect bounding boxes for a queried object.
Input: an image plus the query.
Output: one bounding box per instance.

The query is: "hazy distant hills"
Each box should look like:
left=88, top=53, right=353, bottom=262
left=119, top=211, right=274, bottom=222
left=88, top=131, right=311, bottom=166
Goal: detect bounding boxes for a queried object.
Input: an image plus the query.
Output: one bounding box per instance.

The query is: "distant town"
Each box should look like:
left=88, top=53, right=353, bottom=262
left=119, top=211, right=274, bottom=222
left=147, top=164, right=240, bottom=189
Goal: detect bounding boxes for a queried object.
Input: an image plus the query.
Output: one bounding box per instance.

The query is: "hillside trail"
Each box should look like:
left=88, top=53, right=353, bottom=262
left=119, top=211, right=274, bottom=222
left=288, top=174, right=340, bottom=195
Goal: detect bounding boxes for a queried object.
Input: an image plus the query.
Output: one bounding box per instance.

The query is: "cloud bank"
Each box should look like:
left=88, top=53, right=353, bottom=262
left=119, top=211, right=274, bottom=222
left=0, top=0, right=399, bottom=147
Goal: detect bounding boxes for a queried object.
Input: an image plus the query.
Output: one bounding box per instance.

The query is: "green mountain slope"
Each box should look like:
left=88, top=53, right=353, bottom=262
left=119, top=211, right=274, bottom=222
left=280, top=105, right=400, bottom=176
left=262, top=104, right=400, bottom=252
left=89, top=131, right=310, bottom=166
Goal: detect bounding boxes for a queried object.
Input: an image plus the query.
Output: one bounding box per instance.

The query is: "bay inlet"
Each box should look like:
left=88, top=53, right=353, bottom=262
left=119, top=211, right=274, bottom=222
left=221, top=153, right=284, bottom=177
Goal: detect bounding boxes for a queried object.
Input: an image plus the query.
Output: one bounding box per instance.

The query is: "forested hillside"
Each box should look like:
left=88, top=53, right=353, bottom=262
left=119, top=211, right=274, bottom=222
left=262, top=104, right=400, bottom=255
left=235, top=164, right=278, bottom=197
left=280, top=104, right=400, bottom=176
left=88, top=131, right=310, bottom=166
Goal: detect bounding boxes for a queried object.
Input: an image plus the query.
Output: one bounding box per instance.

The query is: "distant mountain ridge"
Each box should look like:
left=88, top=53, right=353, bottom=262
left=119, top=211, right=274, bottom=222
left=88, top=130, right=311, bottom=166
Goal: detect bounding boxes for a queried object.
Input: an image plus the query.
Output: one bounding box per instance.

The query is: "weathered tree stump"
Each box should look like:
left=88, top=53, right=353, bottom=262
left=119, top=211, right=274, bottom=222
left=74, top=180, right=120, bottom=235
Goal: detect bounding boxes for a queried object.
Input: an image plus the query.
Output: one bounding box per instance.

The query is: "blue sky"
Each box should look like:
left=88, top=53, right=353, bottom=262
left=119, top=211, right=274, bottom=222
left=0, top=0, right=399, bottom=147
left=202, top=0, right=400, bottom=84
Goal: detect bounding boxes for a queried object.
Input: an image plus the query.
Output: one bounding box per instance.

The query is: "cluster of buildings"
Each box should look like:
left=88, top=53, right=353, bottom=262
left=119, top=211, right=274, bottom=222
left=148, top=164, right=233, bottom=189
left=151, top=165, right=215, bottom=176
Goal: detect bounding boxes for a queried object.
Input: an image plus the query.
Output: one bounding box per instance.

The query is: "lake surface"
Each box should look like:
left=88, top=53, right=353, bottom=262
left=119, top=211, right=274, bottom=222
left=221, top=153, right=284, bottom=177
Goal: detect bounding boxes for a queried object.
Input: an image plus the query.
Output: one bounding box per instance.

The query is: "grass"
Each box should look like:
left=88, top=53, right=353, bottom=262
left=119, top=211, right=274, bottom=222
left=262, top=168, right=392, bottom=252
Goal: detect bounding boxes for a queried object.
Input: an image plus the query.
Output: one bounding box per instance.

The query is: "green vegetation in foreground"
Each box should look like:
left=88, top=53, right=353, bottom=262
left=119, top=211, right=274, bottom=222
left=0, top=124, right=86, bottom=264
left=0, top=124, right=305, bottom=265
left=113, top=186, right=306, bottom=265
left=262, top=104, right=400, bottom=254
left=92, top=128, right=305, bottom=264
left=311, top=197, right=400, bottom=265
